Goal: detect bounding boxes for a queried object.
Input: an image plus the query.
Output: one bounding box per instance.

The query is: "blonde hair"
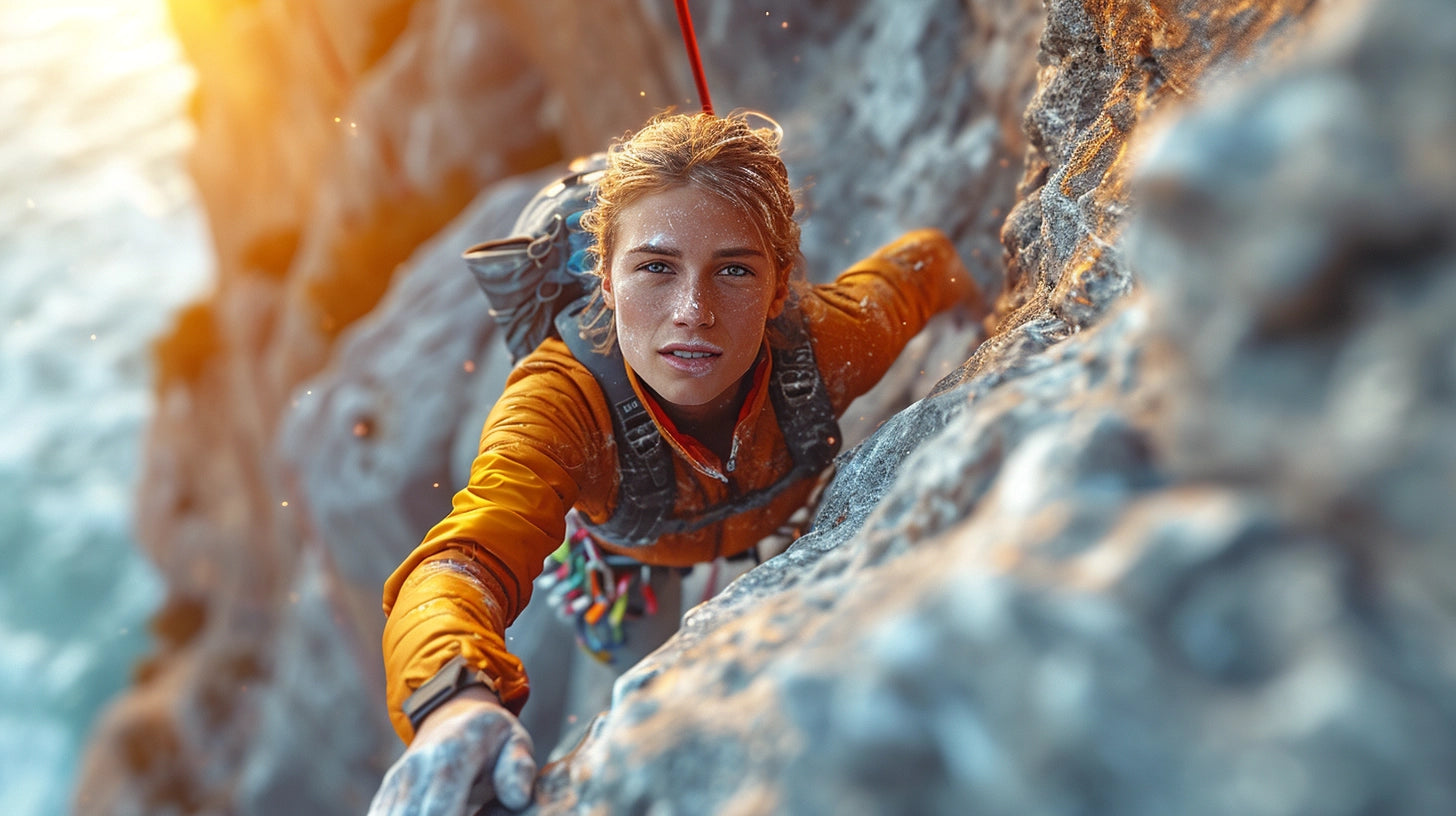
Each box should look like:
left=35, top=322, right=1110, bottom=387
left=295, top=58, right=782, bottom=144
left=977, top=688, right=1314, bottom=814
left=578, top=111, right=804, bottom=350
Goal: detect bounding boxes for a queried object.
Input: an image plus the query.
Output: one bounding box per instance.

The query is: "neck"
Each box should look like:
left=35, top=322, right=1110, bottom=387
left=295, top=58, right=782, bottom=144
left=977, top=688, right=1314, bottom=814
left=657, top=375, right=753, bottom=463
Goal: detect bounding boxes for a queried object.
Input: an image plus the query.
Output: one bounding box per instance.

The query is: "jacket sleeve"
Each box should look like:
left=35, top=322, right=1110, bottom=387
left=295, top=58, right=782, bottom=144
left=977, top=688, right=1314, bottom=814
left=379, top=341, right=614, bottom=743
left=806, top=228, right=978, bottom=412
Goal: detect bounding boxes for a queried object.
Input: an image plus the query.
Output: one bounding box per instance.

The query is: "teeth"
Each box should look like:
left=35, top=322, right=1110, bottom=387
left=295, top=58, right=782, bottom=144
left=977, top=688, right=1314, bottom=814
left=670, top=350, right=713, bottom=359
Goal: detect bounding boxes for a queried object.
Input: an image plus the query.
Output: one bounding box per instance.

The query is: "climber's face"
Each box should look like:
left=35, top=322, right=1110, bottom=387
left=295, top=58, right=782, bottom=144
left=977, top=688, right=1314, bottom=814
left=602, top=184, right=788, bottom=426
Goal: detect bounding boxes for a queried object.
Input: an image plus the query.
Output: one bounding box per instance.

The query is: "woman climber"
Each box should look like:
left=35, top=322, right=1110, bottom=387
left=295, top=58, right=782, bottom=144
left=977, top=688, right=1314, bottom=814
left=368, top=110, right=982, bottom=814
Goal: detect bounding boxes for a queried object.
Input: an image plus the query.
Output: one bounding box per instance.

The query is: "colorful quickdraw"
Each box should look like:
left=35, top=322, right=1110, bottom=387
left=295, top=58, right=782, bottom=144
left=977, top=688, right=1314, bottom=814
left=537, top=511, right=662, bottom=664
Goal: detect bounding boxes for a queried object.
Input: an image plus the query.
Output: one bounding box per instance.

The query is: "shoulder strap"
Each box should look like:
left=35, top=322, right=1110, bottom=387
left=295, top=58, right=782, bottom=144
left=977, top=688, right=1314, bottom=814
left=555, top=297, right=675, bottom=545
left=767, top=306, right=841, bottom=474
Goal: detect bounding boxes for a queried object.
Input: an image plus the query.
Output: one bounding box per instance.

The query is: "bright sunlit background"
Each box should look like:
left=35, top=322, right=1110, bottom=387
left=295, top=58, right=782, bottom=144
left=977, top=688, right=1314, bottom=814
left=0, top=1, right=213, bottom=813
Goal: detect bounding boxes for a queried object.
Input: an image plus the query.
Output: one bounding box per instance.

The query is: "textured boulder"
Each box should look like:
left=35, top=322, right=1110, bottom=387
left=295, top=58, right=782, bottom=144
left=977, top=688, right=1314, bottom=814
left=74, top=0, right=1456, bottom=813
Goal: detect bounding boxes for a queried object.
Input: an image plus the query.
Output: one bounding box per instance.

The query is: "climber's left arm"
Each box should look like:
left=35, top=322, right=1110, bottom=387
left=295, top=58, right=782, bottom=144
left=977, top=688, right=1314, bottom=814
left=802, top=228, right=982, bottom=411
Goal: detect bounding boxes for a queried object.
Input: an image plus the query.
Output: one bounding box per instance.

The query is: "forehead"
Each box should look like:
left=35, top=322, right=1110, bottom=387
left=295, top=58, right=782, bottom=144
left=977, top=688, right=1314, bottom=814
left=612, top=185, right=764, bottom=250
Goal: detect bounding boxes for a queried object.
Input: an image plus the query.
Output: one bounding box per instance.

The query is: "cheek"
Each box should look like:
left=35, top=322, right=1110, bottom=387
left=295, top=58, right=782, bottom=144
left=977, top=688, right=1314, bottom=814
left=718, top=296, right=758, bottom=318
left=611, top=290, right=646, bottom=339
left=719, top=287, right=776, bottom=322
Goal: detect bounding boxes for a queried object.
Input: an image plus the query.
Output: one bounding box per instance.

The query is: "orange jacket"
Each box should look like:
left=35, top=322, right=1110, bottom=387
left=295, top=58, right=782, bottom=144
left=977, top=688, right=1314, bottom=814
left=381, top=229, right=970, bottom=742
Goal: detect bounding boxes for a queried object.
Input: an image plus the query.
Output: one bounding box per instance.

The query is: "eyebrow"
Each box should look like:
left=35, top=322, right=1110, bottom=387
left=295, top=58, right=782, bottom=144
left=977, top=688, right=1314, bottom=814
left=624, top=242, right=767, bottom=259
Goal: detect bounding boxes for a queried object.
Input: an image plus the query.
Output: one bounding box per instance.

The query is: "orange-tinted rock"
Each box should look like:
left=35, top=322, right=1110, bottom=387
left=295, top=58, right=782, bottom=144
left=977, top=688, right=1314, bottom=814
left=990, top=0, right=1317, bottom=341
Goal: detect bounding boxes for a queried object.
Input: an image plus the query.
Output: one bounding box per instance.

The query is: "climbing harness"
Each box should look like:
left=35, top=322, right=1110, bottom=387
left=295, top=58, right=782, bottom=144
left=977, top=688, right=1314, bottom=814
left=555, top=298, right=840, bottom=548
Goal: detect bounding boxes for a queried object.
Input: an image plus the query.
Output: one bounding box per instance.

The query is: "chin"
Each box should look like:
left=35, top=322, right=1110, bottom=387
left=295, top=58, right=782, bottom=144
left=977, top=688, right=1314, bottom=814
left=654, top=384, right=717, bottom=408
left=641, top=373, right=729, bottom=410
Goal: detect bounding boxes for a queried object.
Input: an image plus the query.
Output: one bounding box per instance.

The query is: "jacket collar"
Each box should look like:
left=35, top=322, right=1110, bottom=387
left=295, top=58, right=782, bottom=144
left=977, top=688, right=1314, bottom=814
left=624, top=343, right=773, bottom=482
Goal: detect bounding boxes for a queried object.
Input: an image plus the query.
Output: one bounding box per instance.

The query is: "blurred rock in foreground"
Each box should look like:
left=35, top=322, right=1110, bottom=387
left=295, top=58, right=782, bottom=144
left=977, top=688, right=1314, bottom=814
left=74, top=0, right=1456, bottom=813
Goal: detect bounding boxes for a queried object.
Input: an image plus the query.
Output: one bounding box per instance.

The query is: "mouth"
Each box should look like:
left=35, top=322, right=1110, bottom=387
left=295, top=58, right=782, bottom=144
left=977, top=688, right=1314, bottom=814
left=659, top=342, right=722, bottom=372
left=660, top=341, right=722, bottom=357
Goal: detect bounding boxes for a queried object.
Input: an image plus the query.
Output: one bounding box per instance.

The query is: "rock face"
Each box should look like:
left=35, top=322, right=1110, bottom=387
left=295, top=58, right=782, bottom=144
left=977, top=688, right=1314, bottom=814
left=75, top=0, right=1456, bottom=814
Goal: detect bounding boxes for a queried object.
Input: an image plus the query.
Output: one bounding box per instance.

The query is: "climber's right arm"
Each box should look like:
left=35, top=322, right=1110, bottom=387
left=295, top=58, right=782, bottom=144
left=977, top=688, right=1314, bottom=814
left=380, top=339, right=617, bottom=744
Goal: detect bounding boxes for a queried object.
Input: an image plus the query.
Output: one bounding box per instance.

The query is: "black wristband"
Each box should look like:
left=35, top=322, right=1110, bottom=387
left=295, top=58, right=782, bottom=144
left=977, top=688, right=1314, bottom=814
left=401, top=655, right=499, bottom=732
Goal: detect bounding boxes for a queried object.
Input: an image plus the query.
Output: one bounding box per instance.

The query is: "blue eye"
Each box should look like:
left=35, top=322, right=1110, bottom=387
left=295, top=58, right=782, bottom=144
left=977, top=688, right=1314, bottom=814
left=642, top=261, right=671, bottom=274
left=720, top=264, right=752, bottom=277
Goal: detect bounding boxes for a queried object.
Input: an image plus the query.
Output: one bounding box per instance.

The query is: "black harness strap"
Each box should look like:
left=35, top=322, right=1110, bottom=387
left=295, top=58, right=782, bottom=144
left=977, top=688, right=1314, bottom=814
left=766, top=309, right=841, bottom=473
left=555, top=298, right=841, bottom=548
left=556, top=296, right=675, bottom=543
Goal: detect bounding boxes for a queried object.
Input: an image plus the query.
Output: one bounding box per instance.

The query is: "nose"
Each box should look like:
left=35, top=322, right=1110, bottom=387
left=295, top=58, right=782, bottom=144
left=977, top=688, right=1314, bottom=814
left=671, top=274, right=713, bottom=328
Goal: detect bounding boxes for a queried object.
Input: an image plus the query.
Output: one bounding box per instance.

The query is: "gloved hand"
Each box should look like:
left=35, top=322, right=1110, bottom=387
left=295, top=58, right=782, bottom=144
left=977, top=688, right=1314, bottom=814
left=367, top=688, right=536, bottom=815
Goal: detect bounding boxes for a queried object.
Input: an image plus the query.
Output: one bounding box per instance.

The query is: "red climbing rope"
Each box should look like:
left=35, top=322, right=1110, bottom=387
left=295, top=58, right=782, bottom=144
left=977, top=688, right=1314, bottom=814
left=673, top=0, right=714, bottom=115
